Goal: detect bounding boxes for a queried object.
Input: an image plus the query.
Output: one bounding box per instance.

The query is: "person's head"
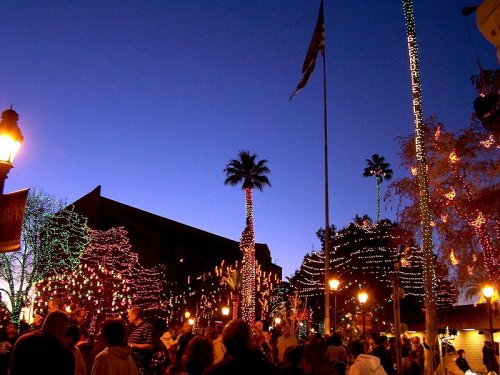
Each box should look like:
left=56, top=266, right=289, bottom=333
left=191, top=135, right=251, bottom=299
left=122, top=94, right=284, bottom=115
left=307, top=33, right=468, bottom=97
left=254, top=321, right=264, bottom=332
left=33, top=313, right=44, bottom=329
left=127, top=306, right=142, bottom=327
left=348, top=339, right=365, bottom=359
left=379, top=335, right=388, bottom=347
left=42, top=310, right=70, bottom=343
left=331, top=332, right=343, bottom=346
left=6, top=323, right=18, bottom=338
left=48, top=298, right=64, bottom=313
left=284, top=345, right=305, bottom=368
left=411, top=336, right=420, bottom=345
left=182, top=336, right=214, bottom=375
left=101, top=318, right=128, bottom=347
left=204, top=326, right=216, bottom=341
left=71, top=307, right=87, bottom=327
left=223, top=319, right=253, bottom=354
left=182, top=320, right=192, bottom=334
left=457, top=349, right=465, bottom=358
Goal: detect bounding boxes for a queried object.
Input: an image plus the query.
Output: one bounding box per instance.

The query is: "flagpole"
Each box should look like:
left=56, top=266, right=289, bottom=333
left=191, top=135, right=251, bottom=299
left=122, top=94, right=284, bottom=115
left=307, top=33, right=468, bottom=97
left=322, top=26, right=331, bottom=337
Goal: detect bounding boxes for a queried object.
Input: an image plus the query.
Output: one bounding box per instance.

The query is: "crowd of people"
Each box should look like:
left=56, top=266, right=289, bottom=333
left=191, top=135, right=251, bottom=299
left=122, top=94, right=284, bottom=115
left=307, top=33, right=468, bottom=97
left=0, top=299, right=497, bottom=375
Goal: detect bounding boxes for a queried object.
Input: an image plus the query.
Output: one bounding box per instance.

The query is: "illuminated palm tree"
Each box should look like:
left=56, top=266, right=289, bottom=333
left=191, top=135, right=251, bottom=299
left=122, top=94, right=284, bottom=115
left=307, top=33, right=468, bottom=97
left=224, top=151, right=271, bottom=324
left=363, top=154, right=393, bottom=222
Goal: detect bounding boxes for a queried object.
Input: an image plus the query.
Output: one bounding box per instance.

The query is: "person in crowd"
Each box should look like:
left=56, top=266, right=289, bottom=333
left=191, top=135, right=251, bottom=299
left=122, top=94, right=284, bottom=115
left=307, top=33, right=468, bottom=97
left=181, top=336, right=214, bottom=375
left=91, top=318, right=138, bottom=375
left=277, top=325, right=299, bottom=367
left=48, top=297, right=65, bottom=313
left=455, top=349, right=472, bottom=373
left=254, top=321, right=264, bottom=333
left=262, top=330, right=275, bottom=365
left=348, top=339, right=387, bottom=375
left=401, top=346, right=420, bottom=375
left=373, top=335, right=393, bottom=375
left=128, top=306, right=155, bottom=375
left=71, top=307, right=89, bottom=340
left=176, top=320, right=195, bottom=364
left=326, top=332, right=349, bottom=375
left=32, top=313, right=45, bottom=330
left=254, top=328, right=273, bottom=365
left=410, top=336, right=424, bottom=371
left=202, top=319, right=278, bottom=374
left=9, top=310, right=75, bottom=374
left=482, top=340, right=499, bottom=374
left=204, top=327, right=216, bottom=343
left=281, top=345, right=308, bottom=375
left=212, top=324, right=226, bottom=364
left=0, top=323, right=19, bottom=375
left=304, top=332, right=328, bottom=375
left=66, top=324, right=87, bottom=375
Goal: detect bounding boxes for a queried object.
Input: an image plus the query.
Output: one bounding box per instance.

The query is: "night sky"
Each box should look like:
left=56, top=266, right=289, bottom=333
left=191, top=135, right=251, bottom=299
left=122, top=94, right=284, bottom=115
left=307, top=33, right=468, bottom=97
left=1, top=1, right=497, bottom=278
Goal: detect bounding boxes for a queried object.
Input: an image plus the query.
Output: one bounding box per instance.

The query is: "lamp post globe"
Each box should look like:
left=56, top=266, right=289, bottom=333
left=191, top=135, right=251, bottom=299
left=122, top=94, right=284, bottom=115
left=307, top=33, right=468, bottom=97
left=0, top=108, right=23, bottom=194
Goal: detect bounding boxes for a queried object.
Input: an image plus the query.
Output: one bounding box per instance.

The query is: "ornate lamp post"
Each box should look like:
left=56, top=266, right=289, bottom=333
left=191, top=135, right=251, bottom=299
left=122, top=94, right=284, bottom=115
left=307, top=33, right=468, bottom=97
left=358, top=291, right=368, bottom=336
left=329, top=277, right=340, bottom=333
left=0, top=108, right=23, bottom=194
left=482, top=285, right=495, bottom=342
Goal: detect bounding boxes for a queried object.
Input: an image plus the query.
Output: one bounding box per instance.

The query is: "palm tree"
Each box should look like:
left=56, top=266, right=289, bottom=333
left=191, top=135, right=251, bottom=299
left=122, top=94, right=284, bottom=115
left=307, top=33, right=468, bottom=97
left=223, top=269, right=242, bottom=320
left=224, top=151, right=271, bottom=324
left=362, top=154, right=393, bottom=222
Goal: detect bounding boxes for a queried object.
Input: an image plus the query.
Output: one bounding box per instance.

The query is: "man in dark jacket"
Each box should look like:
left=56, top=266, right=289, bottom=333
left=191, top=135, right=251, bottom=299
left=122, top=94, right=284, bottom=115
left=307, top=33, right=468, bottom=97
left=9, top=310, right=75, bottom=375
left=203, top=319, right=278, bottom=375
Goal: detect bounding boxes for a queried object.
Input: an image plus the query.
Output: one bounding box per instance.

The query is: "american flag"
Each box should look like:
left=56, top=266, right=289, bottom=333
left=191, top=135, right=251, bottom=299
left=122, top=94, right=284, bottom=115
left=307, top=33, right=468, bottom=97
left=290, top=0, right=325, bottom=100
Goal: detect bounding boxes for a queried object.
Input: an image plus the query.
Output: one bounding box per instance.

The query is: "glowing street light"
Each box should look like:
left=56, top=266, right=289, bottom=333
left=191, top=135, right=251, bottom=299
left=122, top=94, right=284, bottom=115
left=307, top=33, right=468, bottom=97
left=358, top=291, right=369, bottom=335
left=221, top=306, right=230, bottom=317
left=274, top=317, right=281, bottom=326
left=0, top=108, right=23, bottom=195
left=329, top=277, right=340, bottom=333
left=184, top=311, right=191, bottom=319
left=482, top=285, right=495, bottom=342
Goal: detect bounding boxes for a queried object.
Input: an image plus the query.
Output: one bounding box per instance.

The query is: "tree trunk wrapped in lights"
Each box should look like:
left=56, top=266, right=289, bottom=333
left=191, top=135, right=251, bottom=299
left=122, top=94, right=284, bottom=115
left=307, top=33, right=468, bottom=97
left=401, top=1, right=438, bottom=373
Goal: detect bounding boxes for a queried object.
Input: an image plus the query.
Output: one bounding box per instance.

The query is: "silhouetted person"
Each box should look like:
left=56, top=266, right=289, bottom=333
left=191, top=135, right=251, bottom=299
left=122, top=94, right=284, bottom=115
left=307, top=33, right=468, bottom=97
left=10, top=310, right=75, bottom=375
left=203, top=319, right=278, bottom=375
left=455, top=349, right=471, bottom=373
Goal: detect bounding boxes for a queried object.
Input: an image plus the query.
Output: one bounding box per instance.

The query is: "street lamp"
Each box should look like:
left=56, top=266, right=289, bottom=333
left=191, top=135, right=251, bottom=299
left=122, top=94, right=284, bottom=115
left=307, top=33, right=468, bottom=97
left=221, top=306, right=230, bottom=324
left=482, top=285, right=495, bottom=342
left=184, top=311, right=191, bottom=319
left=329, top=277, right=340, bottom=333
left=0, top=108, right=23, bottom=194
left=358, top=291, right=368, bottom=336
left=274, top=317, right=281, bottom=327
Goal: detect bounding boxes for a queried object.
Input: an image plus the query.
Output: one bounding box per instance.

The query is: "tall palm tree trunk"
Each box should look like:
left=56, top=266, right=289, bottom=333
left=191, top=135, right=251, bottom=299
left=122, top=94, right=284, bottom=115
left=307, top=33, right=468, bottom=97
left=240, top=187, right=256, bottom=325
left=376, top=176, right=382, bottom=222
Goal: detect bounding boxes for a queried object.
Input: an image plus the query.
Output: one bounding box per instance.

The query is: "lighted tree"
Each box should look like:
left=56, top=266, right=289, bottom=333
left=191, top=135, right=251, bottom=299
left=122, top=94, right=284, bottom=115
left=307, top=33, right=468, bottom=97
left=174, top=260, right=279, bottom=328
left=290, top=218, right=438, bottom=334
left=224, top=150, right=271, bottom=325
left=363, top=154, right=393, bottom=222
left=0, top=190, right=89, bottom=322
left=34, top=227, right=169, bottom=333
left=387, top=117, right=499, bottom=294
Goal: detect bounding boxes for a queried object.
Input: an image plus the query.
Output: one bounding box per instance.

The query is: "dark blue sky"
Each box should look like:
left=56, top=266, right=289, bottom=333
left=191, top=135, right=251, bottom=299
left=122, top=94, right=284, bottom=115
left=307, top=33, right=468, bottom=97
left=1, top=1, right=496, bottom=277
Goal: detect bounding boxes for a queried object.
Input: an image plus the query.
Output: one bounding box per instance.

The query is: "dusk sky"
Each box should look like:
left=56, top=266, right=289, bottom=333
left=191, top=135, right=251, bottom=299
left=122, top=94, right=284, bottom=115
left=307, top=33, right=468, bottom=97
left=1, top=1, right=497, bottom=278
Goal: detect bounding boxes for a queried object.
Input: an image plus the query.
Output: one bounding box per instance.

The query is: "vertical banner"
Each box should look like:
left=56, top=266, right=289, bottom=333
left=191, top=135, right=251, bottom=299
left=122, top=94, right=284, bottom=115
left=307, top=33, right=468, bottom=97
left=0, top=188, right=29, bottom=252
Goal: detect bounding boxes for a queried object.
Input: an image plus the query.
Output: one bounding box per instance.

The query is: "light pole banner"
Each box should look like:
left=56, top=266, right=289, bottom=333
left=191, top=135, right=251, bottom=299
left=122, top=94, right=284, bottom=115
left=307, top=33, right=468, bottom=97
left=0, top=188, right=29, bottom=253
